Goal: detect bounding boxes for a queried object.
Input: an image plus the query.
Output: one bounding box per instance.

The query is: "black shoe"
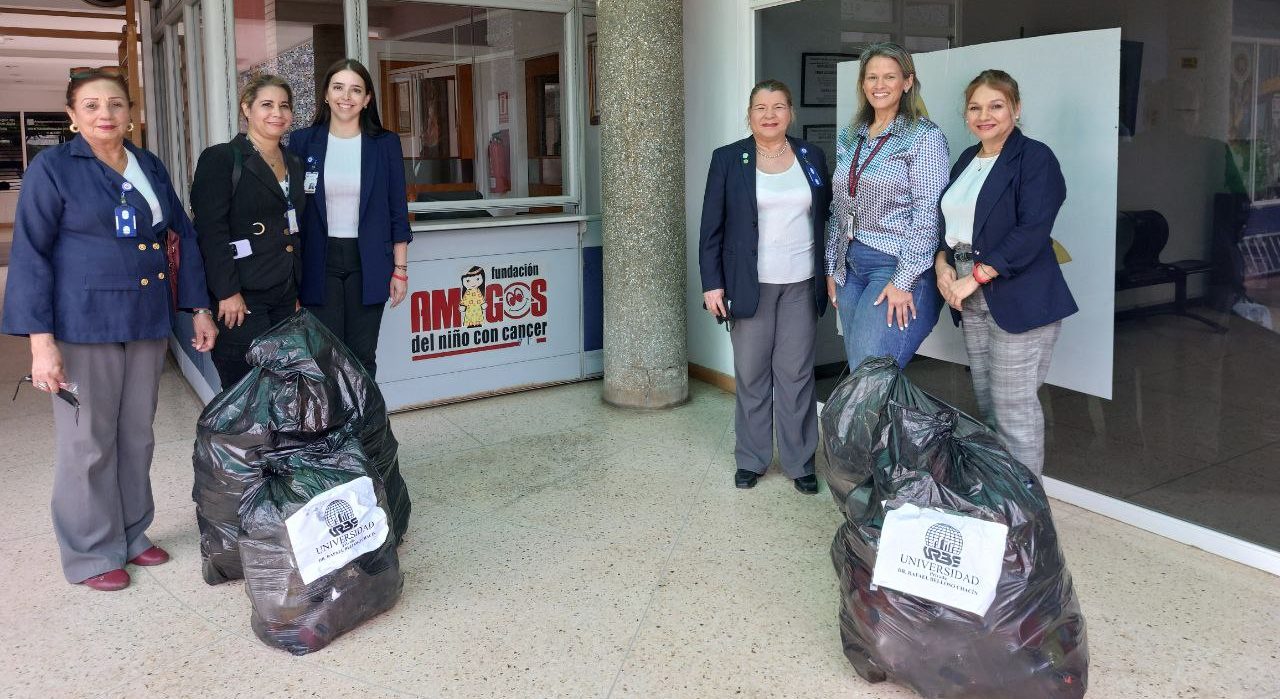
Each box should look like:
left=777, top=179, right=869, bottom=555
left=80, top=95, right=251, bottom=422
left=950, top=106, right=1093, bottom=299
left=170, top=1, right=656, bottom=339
left=734, top=469, right=760, bottom=489
left=793, top=474, right=819, bottom=495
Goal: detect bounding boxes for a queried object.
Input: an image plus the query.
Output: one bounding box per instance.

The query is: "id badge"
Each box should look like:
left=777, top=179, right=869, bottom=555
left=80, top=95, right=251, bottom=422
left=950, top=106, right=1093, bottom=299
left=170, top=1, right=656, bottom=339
left=303, top=171, right=318, bottom=194
left=286, top=208, right=299, bottom=233
left=843, top=211, right=856, bottom=241
left=230, top=239, right=252, bottom=260
left=114, top=205, right=138, bottom=238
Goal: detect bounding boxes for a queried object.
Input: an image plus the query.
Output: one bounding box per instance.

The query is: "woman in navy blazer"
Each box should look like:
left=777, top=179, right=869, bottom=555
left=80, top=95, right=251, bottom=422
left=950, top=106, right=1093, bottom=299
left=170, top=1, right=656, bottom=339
left=699, top=79, right=831, bottom=494
left=2, top=70, right=216, bottom=590
left=935, top=70, right=1077, bottom=477
left=286, top=58, right=412, bottom=378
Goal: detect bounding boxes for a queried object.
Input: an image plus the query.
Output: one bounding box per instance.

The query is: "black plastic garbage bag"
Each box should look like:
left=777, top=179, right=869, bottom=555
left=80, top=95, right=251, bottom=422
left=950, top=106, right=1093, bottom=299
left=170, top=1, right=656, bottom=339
left=821, top=356, right=990, bottom=518
left=823, top=357, right=1088, bottom=699
left=239, top=435, right=403, bottom=655
left=193, top=310, right=411, bottom=585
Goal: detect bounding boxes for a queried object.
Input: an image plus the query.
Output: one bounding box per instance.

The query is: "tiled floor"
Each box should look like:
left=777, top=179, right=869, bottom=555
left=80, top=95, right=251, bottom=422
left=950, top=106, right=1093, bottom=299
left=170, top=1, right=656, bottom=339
left=2, top=258, right=1279, bottom=698
left=3, top=362, right=1280, bottom=697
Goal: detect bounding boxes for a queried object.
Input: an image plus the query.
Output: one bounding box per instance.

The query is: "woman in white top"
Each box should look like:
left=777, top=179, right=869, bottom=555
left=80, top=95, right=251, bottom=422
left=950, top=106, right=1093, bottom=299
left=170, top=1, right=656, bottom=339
left=934, top=70, right=1076, bottom=477
left=698, top=79, right=832, bottom=494
left=287, top=59, right=412, bottom=378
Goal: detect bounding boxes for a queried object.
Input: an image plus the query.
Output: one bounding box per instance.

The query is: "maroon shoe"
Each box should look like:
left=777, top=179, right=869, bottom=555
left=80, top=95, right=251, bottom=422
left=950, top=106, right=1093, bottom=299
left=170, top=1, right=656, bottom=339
left=80, top=569, right=130, bottom=591
left=128, top=546, right=170, bottom=567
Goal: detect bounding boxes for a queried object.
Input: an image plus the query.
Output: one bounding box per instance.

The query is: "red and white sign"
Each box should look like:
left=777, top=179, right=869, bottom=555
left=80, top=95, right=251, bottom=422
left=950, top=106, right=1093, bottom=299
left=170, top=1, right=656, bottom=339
left=376, top=222, right=583, bottom=410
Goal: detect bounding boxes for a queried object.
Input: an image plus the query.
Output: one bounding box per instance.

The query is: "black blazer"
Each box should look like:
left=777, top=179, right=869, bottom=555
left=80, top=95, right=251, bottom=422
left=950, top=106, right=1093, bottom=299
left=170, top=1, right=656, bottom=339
left=938, top=128, right=1077, bottom=333
left=191, top=133, right=306, bottom=303
left=698, top=135, right=832, bottom=319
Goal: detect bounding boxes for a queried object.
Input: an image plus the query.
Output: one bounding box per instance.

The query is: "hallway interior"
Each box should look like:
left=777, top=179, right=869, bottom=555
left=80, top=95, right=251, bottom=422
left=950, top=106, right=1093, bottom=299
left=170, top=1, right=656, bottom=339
left=1, top=264, right=1279, bottom=698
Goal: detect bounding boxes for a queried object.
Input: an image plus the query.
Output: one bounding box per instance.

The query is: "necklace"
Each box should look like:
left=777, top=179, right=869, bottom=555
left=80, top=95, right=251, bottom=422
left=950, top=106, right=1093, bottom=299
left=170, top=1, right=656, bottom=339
left=974, top=153, right=999, bottom=172
left=756, top=140, right=789, bottom=159
left=248, top=135, right=286, bottom=177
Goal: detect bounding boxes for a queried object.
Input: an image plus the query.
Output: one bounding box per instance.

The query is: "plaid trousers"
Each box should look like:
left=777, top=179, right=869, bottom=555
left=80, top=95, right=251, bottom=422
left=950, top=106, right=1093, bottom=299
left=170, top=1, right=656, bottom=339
left=960, top=285, right=1062, bottom=477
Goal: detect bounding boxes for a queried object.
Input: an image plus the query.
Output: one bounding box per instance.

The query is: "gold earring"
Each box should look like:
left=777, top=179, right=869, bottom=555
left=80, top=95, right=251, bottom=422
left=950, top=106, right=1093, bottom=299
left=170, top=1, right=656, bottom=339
left=69, top=123, right=80, bottom=133
left=127, top=122, right=135, bottom=133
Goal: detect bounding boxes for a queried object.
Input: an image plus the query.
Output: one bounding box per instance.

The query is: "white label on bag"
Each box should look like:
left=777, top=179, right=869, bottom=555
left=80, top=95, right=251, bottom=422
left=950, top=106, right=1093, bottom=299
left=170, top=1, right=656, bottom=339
left=871, top=503, right=1009, bottom=617
left=285, top=476, right=389, bottom=585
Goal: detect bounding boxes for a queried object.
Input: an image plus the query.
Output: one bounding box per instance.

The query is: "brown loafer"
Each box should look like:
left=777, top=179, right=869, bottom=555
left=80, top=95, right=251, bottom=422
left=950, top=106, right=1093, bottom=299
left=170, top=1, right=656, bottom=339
left=128, top=545, right=170, bottom=567
left=80, top=569, right=130, bottom=591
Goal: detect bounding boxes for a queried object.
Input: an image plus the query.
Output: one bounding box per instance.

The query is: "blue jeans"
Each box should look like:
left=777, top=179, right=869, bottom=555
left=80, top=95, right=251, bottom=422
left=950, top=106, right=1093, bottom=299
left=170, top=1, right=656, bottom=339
left=835, top=241, right=942, bottom=369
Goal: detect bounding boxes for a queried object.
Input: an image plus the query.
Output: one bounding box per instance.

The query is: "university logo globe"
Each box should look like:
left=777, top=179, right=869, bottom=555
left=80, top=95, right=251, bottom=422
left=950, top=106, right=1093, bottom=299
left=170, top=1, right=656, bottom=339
left=923, top=523, right=964, bottom=567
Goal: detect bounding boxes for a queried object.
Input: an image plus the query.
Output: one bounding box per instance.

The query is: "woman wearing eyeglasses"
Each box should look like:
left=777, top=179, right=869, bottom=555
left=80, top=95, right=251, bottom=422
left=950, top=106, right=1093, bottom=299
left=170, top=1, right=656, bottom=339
left=698, top=79, right=832, bottom=495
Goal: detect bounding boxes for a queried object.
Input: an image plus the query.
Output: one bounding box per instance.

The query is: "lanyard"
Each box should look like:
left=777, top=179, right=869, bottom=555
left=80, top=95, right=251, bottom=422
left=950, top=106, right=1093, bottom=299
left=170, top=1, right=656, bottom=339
left=848, top=132, right=891, bottom=198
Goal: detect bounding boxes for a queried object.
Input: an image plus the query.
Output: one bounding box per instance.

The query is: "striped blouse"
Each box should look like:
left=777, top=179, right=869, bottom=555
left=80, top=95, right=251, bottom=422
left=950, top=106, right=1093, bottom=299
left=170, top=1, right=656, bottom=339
left=823, top=114, right=950, bottom=290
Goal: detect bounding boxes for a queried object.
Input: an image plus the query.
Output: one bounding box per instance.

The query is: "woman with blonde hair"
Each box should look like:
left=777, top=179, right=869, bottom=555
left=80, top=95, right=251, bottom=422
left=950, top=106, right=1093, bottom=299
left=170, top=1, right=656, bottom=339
left=825, top=42, right=949, bottom=369
left=192, top=74, right=306, bottom=387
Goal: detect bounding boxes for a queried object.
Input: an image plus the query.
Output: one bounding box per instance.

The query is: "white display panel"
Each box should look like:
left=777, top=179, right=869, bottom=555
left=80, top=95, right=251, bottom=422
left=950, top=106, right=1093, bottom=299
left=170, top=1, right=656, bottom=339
left=835, top=29, right=1119, bottom=399
left=377, top=222, right=584, bottom=410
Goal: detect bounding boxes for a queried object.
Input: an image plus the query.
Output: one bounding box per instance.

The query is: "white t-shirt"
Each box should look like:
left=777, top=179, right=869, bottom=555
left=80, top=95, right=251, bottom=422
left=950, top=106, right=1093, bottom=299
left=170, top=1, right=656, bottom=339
left=755, top=159, right=814, bottom=284
left=324, top=132, right=362, bottom=238
left=941, top=154, right=999, bottom=248
left=122, top=151, right=163, bottom=226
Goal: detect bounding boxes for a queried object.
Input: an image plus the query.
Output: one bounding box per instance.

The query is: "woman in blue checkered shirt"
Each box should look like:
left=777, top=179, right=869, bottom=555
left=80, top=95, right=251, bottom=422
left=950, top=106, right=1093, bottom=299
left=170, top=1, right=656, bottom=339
left=824, top=43, right=949, bottom=369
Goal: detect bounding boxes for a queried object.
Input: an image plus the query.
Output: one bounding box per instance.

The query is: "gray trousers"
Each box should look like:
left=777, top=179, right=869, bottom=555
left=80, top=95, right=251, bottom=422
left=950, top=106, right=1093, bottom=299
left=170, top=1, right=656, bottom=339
left=729, top=281, right=818, bottom=477
left=51, top=339, right=166, bottom=583
left=960, top=291, right=1061, bottom=477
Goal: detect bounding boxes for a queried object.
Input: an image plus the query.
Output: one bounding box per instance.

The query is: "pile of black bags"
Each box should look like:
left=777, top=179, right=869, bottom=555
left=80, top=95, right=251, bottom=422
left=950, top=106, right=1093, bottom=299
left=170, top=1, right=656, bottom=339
left=822, top=356, right=1088, bottom=699
left=193, top=310, right=409, bottom=654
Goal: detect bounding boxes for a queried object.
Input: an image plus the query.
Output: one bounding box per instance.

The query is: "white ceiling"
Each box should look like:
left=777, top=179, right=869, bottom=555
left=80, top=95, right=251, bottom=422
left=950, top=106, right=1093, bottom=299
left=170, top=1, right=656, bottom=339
left=0, top=2, right=124, bottom=98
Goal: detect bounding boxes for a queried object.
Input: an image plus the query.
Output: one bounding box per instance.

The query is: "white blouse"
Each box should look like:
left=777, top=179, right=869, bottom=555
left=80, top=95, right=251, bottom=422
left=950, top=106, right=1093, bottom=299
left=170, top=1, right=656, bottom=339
left=941, top=153, right=999, bottom=248
left=755, top=159, right=814, bottom=284
left=121, top=151, right=164, bottom=225
left=324, top=132, right=362, bottom=238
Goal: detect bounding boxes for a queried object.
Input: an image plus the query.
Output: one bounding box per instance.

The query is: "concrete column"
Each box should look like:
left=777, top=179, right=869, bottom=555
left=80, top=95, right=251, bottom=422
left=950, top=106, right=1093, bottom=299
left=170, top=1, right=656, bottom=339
left=597, top=0, right=689, bottom=409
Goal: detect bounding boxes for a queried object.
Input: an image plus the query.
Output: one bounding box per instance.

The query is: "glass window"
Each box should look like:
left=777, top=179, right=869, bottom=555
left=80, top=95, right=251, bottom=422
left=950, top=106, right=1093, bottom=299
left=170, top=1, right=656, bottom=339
left=367, top=1, right=569, bottom=216
left=760, top=0, right=1280, bottom=554
left=233, top=0, right=346, bottom=135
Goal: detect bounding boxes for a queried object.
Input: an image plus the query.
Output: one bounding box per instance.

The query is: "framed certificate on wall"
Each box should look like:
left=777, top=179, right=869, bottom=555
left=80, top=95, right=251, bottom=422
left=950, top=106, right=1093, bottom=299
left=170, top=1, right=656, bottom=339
left=801, top=53, right=858, bottom=107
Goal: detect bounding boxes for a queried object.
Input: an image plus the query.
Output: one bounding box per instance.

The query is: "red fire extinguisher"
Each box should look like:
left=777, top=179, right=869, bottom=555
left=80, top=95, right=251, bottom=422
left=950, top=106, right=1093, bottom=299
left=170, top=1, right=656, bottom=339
left=488, top=130, right=510, bottom=194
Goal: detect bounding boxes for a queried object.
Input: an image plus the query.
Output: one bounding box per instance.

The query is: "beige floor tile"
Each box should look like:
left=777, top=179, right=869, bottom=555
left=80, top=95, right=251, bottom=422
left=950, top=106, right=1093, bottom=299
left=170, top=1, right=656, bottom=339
left=610, top=533, right=917, bottom=699
left=498, top=436, right=716, bottom=550
left=400, top=425, right=617, bottom=516
left=311, top=516, right=669, bottom=699
left=0, top=520, right=228, bottom=698
left=1054, top=506, right=1280, bottom=699
left=431, top=380, right=612, bottom=444
left=95, top=635, right=413, bottom=699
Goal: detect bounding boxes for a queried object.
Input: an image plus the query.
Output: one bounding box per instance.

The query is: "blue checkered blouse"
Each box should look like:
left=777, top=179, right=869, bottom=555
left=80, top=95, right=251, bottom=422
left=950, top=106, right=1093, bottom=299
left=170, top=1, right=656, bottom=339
left=823, top=115, right=950, bottom=290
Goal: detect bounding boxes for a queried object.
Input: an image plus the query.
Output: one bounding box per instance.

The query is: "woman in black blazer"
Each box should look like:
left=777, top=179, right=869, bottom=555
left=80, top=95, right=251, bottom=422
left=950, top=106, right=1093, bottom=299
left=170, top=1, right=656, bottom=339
left=698, top=79, right=832, bottom=494
left=934, top=70, right=1076, bottom=477
left=286, top=59, right=412, bottom=378
left=192, top=74, right=306, bottom=387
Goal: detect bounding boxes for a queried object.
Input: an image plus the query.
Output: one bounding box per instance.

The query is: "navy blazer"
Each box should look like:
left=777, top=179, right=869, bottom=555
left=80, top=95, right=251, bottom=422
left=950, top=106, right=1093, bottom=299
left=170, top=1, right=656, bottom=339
left=285, top=124, right=412, bottom=306
left=2, top=136, right=209, bottom=343
left=698, top=135, right=832, bottom=319
left=939, top=128, right=1077, bottom=333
